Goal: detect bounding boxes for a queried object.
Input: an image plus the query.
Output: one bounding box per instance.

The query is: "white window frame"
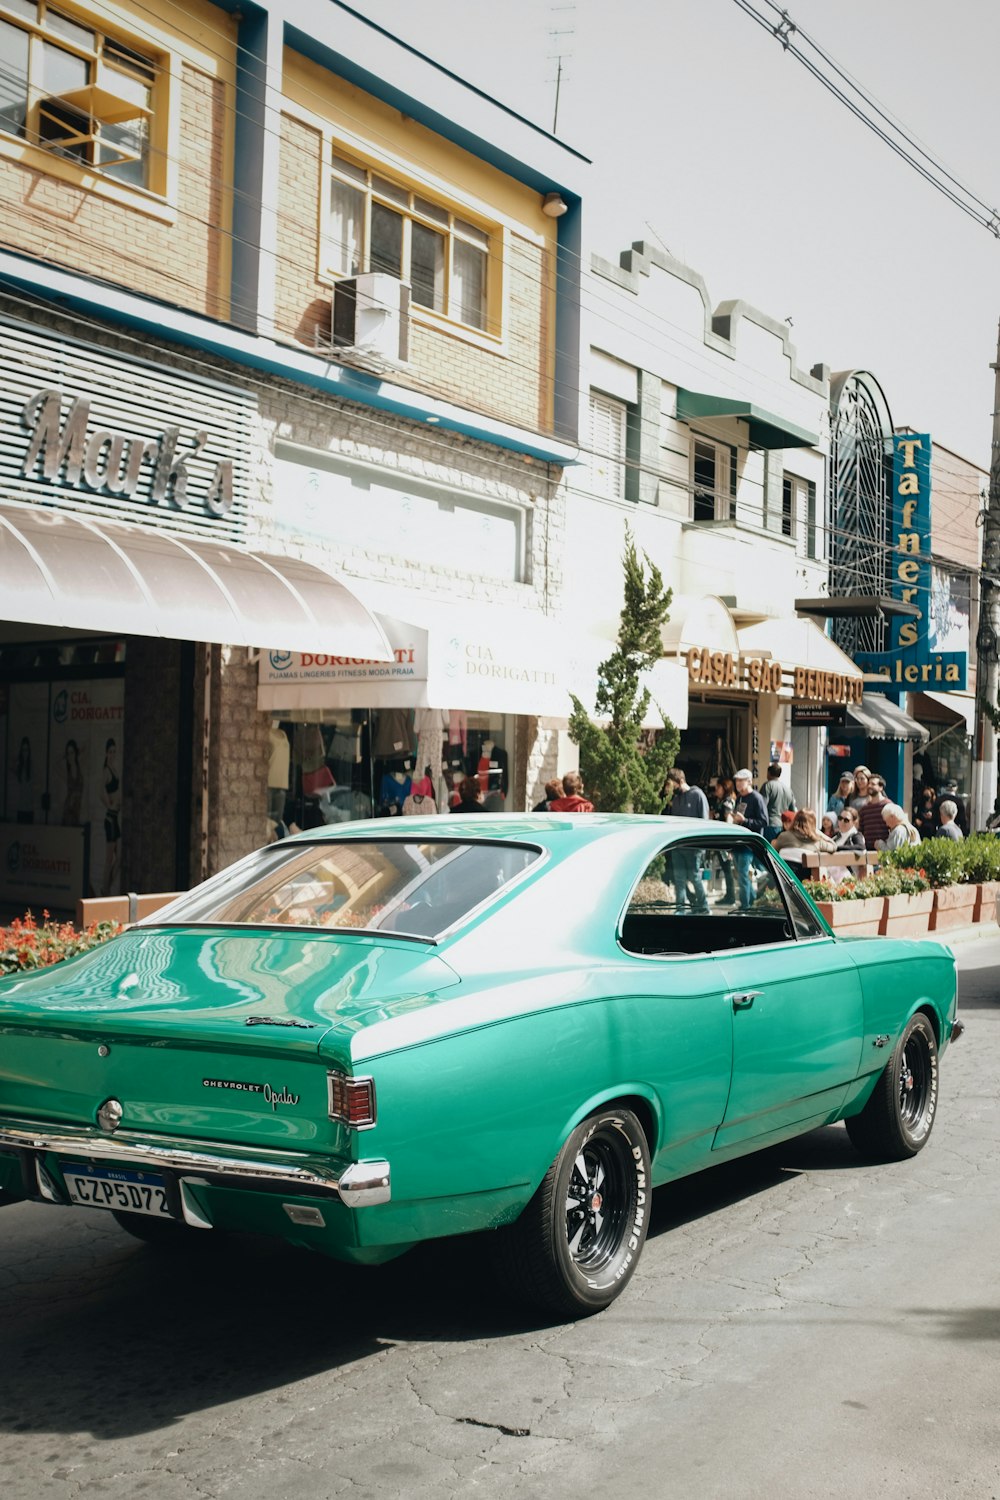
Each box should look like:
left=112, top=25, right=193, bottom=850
left=585, top=391, right=628, bottom=501
left=783, top=472, right=821, bottom=559
left=322, top=146, right=495, bottom=335
left=691, top=435, right=735, bottom=522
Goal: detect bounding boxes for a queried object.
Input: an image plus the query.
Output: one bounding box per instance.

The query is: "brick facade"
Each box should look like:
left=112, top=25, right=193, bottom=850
left=0, top=63, right=230, bottom=320
left=275, top=114, right=555, bottom=436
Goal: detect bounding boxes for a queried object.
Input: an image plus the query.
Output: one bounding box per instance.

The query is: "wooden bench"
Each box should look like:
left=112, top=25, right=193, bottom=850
left=77, top=892, right=183, bottom=928
left=797, top=851, right=880, bottom=880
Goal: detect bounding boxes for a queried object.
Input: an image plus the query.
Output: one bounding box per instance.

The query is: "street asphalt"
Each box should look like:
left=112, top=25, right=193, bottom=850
left=1, top=931, right=998, bottom=1500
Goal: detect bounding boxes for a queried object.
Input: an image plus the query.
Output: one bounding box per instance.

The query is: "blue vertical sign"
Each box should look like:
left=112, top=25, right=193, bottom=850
left=854, top=434, right=967, bottom=690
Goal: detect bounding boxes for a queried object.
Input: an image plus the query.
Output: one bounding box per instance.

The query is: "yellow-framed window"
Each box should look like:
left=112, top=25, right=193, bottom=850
left=0, top=0, right=159, bottom=189
left=324, top=147, right=493, bottom=334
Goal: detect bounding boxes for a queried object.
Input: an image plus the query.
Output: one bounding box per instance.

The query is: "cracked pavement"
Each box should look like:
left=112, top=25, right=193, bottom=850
left=2, top=935, right=998, bottom=1499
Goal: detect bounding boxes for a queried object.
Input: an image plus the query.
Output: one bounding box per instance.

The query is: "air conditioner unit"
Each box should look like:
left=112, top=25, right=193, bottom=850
left=331, top=273, right=410, bottom=371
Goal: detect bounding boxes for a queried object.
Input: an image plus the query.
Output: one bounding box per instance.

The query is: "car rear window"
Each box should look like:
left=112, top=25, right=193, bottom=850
left=146, top=840, right=540, bottom=939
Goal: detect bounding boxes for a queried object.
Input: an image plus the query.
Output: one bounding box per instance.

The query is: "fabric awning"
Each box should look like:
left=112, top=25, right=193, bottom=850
left=737, top=617, right=862, bottom=678
left=676, top=390, right=818, bottom=449
left=847, top=694, right=930, bottom=745
left=0, top=503, right=393, bottom=659
left=661, top=593, right=740, bottom=656
left=913, top=691, right=975, bottom=735
left=257, top=588, right=690, bottom=727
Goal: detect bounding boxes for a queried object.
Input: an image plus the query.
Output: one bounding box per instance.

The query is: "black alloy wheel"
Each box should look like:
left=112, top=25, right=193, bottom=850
left=845, top=1011, right=939, bottom=1160
left=493, top=1106, right=652, bottom=1317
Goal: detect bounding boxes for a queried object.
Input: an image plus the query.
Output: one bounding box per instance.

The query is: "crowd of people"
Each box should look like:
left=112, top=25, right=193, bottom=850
left=525, top=763, right=972, bottom=861
left=659, top=760, right=970, bottom=856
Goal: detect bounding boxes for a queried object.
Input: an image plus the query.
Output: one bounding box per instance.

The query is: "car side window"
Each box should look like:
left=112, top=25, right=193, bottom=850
left=620, top=841, right=796, bottom=956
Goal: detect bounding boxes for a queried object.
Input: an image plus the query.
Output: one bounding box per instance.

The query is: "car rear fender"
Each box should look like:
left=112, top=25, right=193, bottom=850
left=556, top=1086, right=661, bottom=1164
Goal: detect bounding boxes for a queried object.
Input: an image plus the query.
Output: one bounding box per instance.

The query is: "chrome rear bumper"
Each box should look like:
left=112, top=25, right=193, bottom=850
left=0, top=1117, right=390, bottom=1220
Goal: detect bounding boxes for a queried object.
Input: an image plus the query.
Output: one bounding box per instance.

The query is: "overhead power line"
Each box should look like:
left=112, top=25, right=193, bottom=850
left=730, top=0, right=1000, bottom=239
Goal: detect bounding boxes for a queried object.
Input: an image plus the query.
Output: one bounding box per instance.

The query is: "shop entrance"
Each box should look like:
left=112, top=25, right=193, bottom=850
left=678, top=698, right=752, bottom=794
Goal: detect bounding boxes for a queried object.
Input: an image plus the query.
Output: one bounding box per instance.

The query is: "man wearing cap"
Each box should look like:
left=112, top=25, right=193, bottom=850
left=732, top=769, right=769, bottom=908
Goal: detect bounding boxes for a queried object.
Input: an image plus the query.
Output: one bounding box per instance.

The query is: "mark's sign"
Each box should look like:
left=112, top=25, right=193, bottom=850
left=21, top=388, right=233, bottom=516
left=686, top=646, right=863, bottom=705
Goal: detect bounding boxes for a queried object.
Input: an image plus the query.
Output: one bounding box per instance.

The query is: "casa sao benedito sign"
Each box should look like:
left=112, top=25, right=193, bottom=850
left=1, top=320, right=251, bottom=542
left=854, top=434, right=968, bottom=690
left=686, top=646, right=863, bottom=706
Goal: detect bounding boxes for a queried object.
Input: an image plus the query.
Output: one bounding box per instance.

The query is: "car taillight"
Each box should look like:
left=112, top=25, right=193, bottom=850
left=327, top=1070, right=377, bottom=1129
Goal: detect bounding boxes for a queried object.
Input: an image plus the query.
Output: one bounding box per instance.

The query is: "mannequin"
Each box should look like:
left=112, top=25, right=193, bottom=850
left=268, top=722, right=290, bottom=824
left=475, top=738, right=508, bottom=799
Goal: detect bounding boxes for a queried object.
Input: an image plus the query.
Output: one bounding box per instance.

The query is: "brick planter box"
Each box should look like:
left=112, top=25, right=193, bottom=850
left=879, top=890, right=934, bottom=938
left=971, top=880, right=1000, bottom=924
left=930, top=884, right=978, bottom=931
left=815, top=897, right=884, bottom=937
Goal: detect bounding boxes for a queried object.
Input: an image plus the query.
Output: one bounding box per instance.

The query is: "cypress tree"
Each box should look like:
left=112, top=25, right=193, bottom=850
left=568, top=528, right=680, bottom=812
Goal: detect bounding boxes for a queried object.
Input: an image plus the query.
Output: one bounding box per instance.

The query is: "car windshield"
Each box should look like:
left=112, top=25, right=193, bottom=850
left=148, top=839, right=540, bottom=940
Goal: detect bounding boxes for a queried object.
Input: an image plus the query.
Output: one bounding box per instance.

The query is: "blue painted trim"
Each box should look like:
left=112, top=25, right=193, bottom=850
left=0, top=253, right=580, bottom=466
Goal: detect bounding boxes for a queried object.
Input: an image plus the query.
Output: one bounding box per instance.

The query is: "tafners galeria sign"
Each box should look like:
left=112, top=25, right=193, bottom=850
left=0, top=318, right=253, bottom=543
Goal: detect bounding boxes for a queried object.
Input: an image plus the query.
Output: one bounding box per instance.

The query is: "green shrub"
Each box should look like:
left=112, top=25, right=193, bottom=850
left=959, top=832, right=1000, bottom=884
left=0, top=910, right=122, bottom=977
left=881, top=837, right=964, bottom=887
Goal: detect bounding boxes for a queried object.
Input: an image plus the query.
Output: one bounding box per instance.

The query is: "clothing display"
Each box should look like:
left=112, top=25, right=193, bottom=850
left=299, top=724, right=325, bottom=775
left=373, top=709, right=414, bottom=759
left=472, top=738, right=508, bottom=797
left=414, top=709, right=446, bottom=787
left=449, top=709, right=468, bottom=754
left=268, top=726, right=290, bottom=790
left=402, top=791, right=437, bottom=816
left=379, top=771, right=411, bottom=812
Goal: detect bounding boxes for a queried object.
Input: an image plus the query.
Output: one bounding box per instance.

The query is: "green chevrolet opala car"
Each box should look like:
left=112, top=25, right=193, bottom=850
left=0, top=815, right=962, bottom=1317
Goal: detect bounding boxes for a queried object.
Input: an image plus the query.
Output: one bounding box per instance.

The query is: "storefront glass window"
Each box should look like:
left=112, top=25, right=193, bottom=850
left=270, top=709, right=514, bottom=836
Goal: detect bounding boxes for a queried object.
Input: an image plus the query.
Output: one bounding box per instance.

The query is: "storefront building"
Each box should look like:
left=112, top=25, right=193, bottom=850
left=800, top=372, right=982, bottom=815
left=567, top=242, right=840, bottom=813
left=0, top=0, right=587, bottom=910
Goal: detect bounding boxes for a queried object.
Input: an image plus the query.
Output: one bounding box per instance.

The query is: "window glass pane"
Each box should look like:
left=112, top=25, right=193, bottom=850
left=150, top=839, right=540, bottom=939
left=0, top=18, right=29, bottom=137
left=371, top=172, right=407, bottom=206
left=331, top=151, right=366, bottom=185
left=100, top=113, right=147, bottom=185
left=38, top=37, right=88, bottom=98
left=104, top=42, right=156, bottom=88
left=452, top=237, right=486, bottom=329
left=370, top=200, right=403, bottom=277
left=328, top=176, right=364, bottom=275
left=37, top=98, right=89, bottom=162
left=620, top=842, right=795, bottom=955
left=410, top=220, right=445, bottom=311
left=455, top=217, right=489, bottom=247
left=46, top=8, right=95, bottom=50
left=414, top=194, right=448, bottom=224
left=781, top=476, right=794, bottom=538
left=693, top=439, right=716, bottom=521
left=2, top=1, right=37, bottom=21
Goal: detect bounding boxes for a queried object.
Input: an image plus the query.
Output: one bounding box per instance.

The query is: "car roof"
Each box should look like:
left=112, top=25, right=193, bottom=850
left=283, top=813, right=758, bottom=858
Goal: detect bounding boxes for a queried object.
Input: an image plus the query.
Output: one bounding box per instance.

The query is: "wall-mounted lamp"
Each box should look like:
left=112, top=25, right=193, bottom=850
left=542, top=192, right=568, bottom=218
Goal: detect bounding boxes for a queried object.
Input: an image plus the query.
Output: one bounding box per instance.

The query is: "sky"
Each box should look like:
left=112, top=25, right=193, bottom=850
left=362, top=0, right=1000, bottom=470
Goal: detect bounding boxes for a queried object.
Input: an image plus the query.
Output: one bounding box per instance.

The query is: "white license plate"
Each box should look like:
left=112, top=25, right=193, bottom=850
left=61, top=1162, right=172, bottom=1218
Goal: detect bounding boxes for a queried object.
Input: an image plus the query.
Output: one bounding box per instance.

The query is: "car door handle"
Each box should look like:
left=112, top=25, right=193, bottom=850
left=730, top=991, right=761, bottom=1010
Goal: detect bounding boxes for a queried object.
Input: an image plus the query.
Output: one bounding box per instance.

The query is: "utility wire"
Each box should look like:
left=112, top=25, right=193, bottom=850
left=730, top=0, right=1000, bottom=237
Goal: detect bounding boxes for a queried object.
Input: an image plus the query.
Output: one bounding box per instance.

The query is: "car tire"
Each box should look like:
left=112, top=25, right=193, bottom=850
left=111, top=1211, right=214, bottom=1248
left=845, top=1011, right=939, bottom=1160
left=494, top=1106, right=651, bottom=1317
